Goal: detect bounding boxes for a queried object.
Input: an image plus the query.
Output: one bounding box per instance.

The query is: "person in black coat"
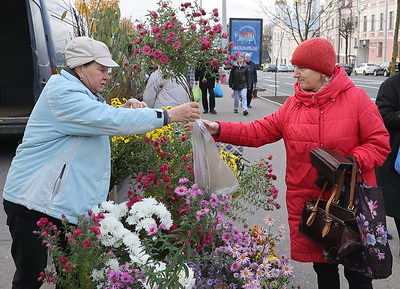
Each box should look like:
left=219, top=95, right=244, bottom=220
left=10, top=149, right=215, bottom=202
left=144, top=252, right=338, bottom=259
left=228, top=54, right=251, bottom=115
left=244, top=54, right=257, bottom=108
left=375, top=71, right=400, bottom=247
left=195, top=64, right=218, bottom=114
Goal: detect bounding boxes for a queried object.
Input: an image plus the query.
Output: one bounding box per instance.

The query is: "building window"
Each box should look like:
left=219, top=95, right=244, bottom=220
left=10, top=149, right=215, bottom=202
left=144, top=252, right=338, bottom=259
left=380, top=13, right=384, bottom=30
left=371, top=14, right=375, bottom=31
left=378, top=42, right=383, bottom=57
left=354, top=37, right=358, bottom=47
left=389, top=11, right=394, bottom=30
left=363, top=15, right=367, bottom=32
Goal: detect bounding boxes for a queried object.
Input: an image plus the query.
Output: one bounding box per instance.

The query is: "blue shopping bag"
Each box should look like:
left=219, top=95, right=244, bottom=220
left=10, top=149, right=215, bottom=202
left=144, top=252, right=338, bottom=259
left=214, top=83, right=223, bottom=98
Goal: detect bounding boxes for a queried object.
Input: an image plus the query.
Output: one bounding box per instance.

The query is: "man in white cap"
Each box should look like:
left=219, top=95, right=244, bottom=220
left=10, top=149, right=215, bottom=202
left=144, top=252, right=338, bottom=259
left=2, top=36, right=200, bottom=289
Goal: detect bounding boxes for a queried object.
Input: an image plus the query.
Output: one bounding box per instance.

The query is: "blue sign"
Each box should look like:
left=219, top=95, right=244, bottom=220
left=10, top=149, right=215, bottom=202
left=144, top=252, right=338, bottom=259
left=229, top=18, right=263, bottom=65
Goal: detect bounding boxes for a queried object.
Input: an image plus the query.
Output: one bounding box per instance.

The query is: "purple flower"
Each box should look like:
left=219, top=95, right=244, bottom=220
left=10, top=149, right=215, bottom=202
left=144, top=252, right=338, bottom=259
left=174, top=185, right=188, bottom=196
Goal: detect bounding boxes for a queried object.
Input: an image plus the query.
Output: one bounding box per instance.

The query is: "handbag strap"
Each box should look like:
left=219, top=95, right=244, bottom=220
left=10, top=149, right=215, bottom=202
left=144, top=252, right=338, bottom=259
left=306, top=181, right=329, bottom=226
left=346, top=157, right=357, bottom=211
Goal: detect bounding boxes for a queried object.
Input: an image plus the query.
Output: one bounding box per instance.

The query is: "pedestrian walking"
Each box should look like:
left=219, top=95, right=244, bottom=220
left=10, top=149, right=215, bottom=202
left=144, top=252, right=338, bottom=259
left=195, top=62, right=218, bottom=114
left=228, top=54, right=251, bottom=115
left=2, top=36, right=200, bottom=289
left=244, top=53, right=257, bottom=108
left=197, top=37, right=390, bottom=289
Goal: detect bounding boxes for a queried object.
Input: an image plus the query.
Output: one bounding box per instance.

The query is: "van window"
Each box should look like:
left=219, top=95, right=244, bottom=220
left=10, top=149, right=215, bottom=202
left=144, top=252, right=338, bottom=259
left=30, top=0, right=52, bottom=88
left=45, top=0, right=76, bottom=67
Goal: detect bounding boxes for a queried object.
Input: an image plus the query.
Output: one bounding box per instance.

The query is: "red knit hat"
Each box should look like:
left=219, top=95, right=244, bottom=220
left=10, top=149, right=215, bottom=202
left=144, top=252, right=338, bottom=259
left=291, top=38, right=336, bottom=76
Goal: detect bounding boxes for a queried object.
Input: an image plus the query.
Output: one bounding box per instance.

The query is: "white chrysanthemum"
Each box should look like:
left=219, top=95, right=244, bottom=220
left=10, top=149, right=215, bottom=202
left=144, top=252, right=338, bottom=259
left=129, top=251, right=152, bottom=266
left=154, top=206, right=173, bottom=229
left=100, top=200, right=116, bottom=213
left=105, top=258, right=120, bottom=271
left=99, top=215, right=121, bottom=235
left=131, top=201, right=153, bottom=218
left=91, top=268, right=106, bottom=281
left=122, top=233, right=141, bottom=253
left=178, top=265, right=196, bottom=289
left=136, top=217, right=157, bottom=231
left=125, top=214, right=140, bottom=226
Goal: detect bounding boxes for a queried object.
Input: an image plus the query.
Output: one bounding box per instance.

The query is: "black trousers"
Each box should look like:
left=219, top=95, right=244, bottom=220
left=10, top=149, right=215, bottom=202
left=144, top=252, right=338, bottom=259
left=247, top=87, right=253, bottom=107
left=201, top=86, right=215, bottom=111
left=3, top=200, right=63, bottom=289
left=313, top=262, right=373, bottom=289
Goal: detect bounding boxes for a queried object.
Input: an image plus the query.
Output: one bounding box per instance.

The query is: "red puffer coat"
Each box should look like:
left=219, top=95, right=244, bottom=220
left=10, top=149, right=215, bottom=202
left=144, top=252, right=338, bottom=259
left=214, top=65, right=390, bottom=263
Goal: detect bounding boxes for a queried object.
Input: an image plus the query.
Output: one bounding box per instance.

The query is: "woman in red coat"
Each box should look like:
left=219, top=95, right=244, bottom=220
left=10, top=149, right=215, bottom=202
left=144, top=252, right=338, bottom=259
left=201, top=38, right=390, bottom=289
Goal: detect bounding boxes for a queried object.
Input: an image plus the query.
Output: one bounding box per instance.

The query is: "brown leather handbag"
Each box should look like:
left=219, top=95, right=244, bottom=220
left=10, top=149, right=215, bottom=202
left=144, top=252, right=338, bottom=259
left=310, top=147, right=353, bottom=185
left=299, top=149, right=362, bottom=261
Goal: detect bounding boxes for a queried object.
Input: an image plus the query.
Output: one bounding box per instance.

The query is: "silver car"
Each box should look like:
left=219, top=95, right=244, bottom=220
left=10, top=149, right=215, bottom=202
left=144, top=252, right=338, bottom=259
left=277, top=64, right=288, bottom=72
left=354, top=63, right=379, bottom=76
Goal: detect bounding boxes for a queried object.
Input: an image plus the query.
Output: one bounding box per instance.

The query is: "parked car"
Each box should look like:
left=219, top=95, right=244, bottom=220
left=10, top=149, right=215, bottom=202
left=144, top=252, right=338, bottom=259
left=277, top=64, right=288, bottom=72
left=374, top=61, right=399, bottom=77
left=263, top=63, right=277, bottom=72
left=336, top=63, right=353, bottom=76
left=286, top=64, right=294, bottom=72
left=354, top=63, right=379, bottom=76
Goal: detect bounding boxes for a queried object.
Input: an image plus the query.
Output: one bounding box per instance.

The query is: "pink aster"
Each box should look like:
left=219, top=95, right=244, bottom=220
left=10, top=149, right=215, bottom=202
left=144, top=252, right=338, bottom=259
left=240, top=267, right=253, bottom=279
left=230, top=261, right=241, bottom=272
left=175, top=185, right=188, bottom=196
left=282, top=264, right=294, bottom=276
left=142, top=46, right=151, bottom=55
left=222, top=232, right=231, bottom=243
left=151, top=26, right=160, bottom=34
left=172, top=41, right=181, bottom=49
left=147, top=223, right=158, bottom=235
left=159, top=55, right=169, bottom=64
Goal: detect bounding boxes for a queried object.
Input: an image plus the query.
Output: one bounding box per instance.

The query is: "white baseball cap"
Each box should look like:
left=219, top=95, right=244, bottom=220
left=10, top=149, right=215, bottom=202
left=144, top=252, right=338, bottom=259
left=65, top=37, right=119, bottom=69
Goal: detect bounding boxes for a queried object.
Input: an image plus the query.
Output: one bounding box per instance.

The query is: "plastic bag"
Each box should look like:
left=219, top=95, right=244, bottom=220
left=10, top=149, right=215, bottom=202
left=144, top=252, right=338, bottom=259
left=214, top=83, right=223, bottom=98
left=395, top=144, right=400, bottom=174
left=192, top=85, right=201, bottom=102
left=191, top=119, right=240, bottom=195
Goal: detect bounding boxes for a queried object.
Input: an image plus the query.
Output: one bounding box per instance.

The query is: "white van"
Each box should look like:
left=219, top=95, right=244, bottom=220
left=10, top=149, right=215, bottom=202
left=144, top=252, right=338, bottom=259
left=0, top=0, right=77, bottom=136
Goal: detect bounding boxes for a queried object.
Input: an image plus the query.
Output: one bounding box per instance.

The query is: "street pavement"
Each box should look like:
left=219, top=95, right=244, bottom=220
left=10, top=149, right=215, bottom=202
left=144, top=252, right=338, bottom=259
left=0, top=83, right=399, bottom=289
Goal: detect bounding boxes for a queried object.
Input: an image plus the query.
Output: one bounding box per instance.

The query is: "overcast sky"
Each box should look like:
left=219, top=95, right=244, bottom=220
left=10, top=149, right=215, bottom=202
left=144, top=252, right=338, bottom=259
left=118, top=0, right=265, bottom=22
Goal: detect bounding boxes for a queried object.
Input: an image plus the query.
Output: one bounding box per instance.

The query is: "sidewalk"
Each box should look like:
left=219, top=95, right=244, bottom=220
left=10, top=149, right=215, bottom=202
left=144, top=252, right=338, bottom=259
left=1, top=84, right=399, bottom=289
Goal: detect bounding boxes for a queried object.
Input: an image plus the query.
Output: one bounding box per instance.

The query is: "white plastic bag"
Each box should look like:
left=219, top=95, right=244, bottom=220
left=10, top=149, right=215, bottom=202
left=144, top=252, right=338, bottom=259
left=191, top=119, right=240, bottom=195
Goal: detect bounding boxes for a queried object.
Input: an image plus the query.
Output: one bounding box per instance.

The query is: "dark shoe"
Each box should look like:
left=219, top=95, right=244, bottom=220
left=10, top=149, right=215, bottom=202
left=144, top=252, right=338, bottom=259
left=387, top=232, right=393, bottom=240
left=203, top=110, right=208, bottom=114
left=210, top=109, right=217, bottom=114
left=234, top=109, right=238, bottom=113
left=243, top=110, right=248, bottom=116
left=248, top=105, right=252, bottom=108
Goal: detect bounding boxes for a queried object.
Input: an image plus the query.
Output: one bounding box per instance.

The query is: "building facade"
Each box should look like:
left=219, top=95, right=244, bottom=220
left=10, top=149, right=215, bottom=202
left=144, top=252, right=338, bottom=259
left=272, top=0, right=400, bottom=67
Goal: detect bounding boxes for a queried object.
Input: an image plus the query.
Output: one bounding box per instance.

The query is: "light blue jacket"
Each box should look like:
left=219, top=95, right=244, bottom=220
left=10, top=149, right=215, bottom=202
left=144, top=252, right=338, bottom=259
left=3, top=70, right=166, bottom=223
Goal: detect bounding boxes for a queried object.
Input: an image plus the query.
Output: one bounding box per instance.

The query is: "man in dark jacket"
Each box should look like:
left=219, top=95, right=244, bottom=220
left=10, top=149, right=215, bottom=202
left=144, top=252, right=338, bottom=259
left=244, top=54, right=257, bottom=108
left=375, top=70, right=400, bottom=249
left=195, top=64, right=218, bottom=114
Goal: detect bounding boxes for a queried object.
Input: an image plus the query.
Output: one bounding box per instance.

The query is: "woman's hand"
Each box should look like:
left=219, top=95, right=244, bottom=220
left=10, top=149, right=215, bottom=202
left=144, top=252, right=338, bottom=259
left=184, top=119, right=220, bottom=135
left=123, top=98, right=148, bottom=108
left=168, top=102, right=201, bottom=123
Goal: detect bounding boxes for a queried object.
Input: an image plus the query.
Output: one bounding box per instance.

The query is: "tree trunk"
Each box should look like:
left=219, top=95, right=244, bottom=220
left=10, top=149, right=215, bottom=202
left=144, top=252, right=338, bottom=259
left=390, top=0, right=400, bottom=75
